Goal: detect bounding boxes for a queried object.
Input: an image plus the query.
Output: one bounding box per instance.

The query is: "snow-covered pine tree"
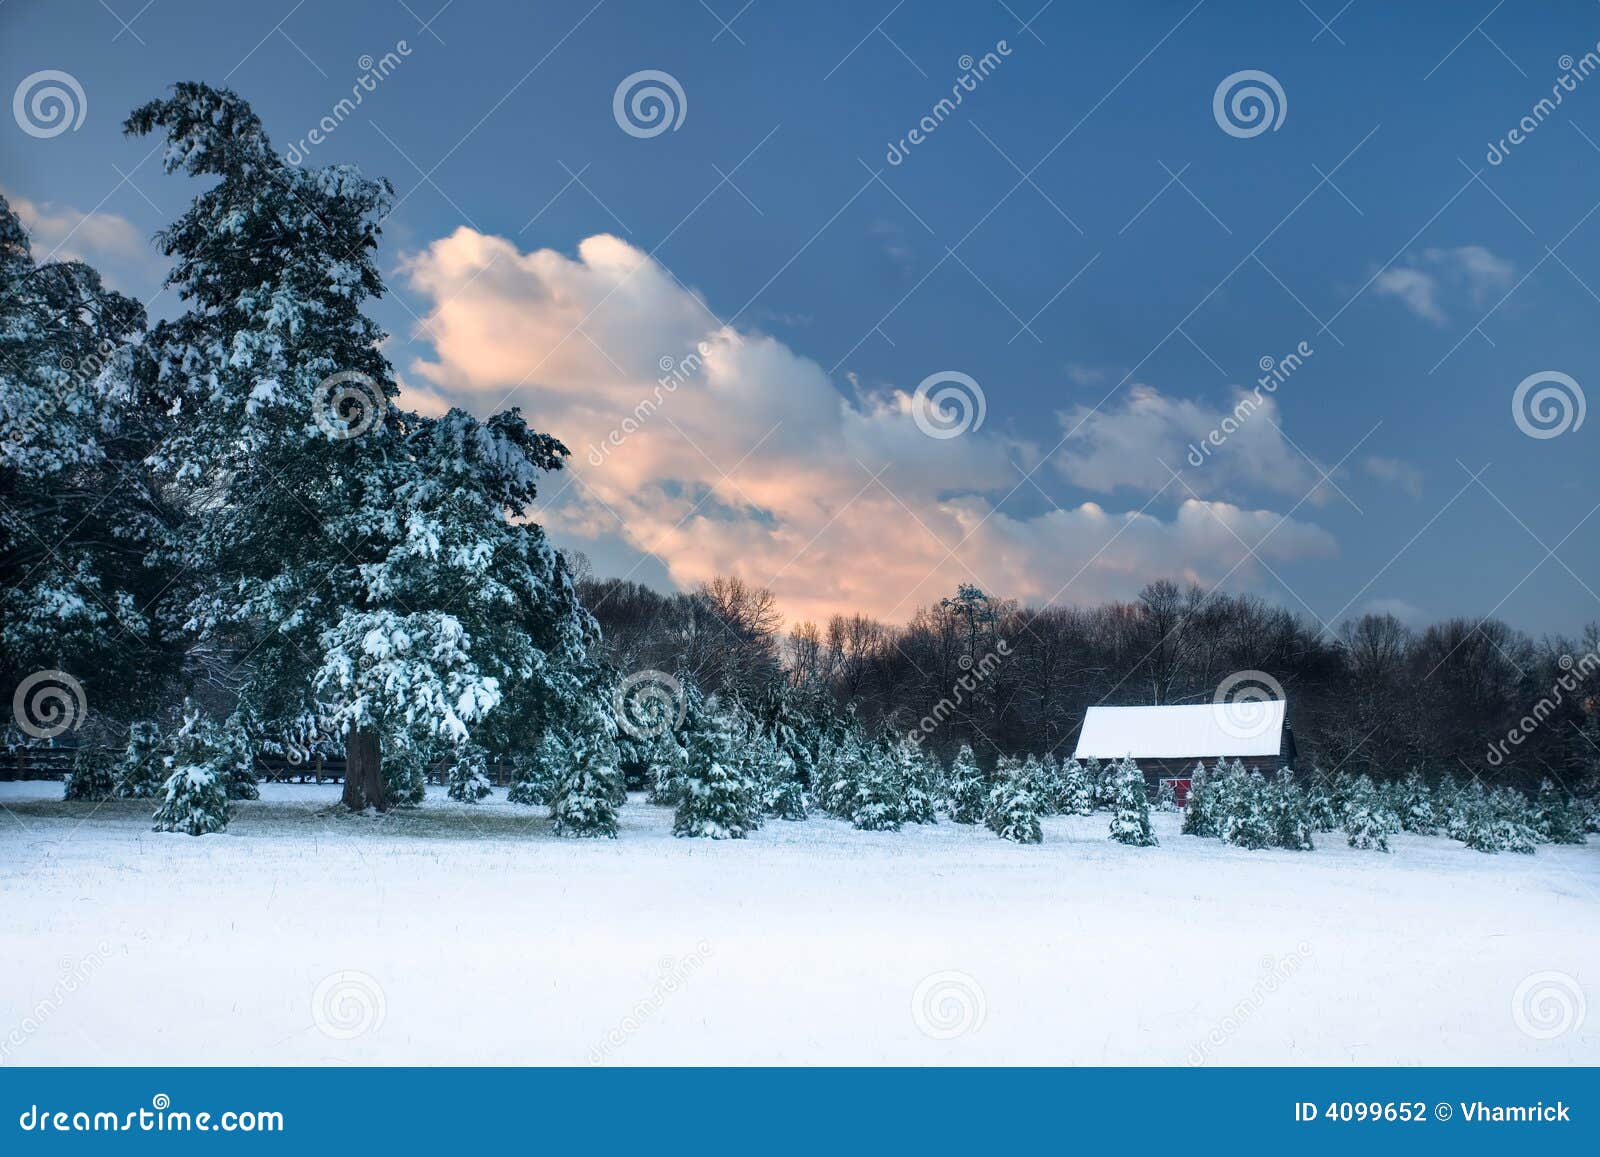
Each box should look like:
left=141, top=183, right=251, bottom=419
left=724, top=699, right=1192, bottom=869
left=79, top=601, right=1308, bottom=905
left=1342, top=775, right=1390, bottom=852
left=1305, top=777, right=1339, bottom=833
left=945, top=744, right=987, bottom=824
left=508, top=729, right=566, bottom=806
left=1396, top=769, right=1436, bottom=834
left=152, top=709, right=231, bottom=836
left=984, top=771, right=1042, bottom=844
left=1532, top=778, right=1587, bottom=844
left=381, top=739, right=430, bottom=806
left=751, top=723, right=807, bottom=820
left=549, top=757, right=620, bottom=838
left=1086, top=757, right=1113, bottom=810
left=1459, top=789, right=1536, bottom=854
left=759, top=683, right=817, bottom=793
left=674, top=705, right=761, bottom=839
left=896, top=741, right=938, bottom=825
left=1493, top=787, right=1539, bottom=852
left=850, top=740, right=907, bottom=832
left=0, top=196, right=184, bottom=732
left=1268, top=769, right=1314, bottom=851
left=1330, top=771, right=1358, bottom=821
left=815, top=727, right=864, bottom=819
left=1376, top=779, right=1405, bottom=834
left=1221, top=771, right=1274, bottom=850
left=1445, top=779, right=1486, bottom=842
left=1033, top=753, right=1063, bottom=815
left=216, top=713, right=260, bottom=801
left=1181, top=761, right=1218, bottom=837
left=644, top=724, right=689, bottom=806
left=64, top=745, right=118, bottom=801
left=1155, top=779, right=1179, bottom=812
left=126, top=85, right=605, bottom=813
left=1060, top=757, right=1093, bottom=816
left=1434, top=772, right=1462, bottom=821
left=1107, top=756, right=1158, bottom=847
left=445, top=743, right=493, bottom=803
left=768, top=769, right=809, bottom=821
left=113, top=720, right=166, bottom=799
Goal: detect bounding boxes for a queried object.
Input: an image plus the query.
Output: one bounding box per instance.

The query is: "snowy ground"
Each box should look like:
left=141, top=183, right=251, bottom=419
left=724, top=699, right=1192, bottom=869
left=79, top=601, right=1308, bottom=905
left=1, top=780, right=1596, bottom=1066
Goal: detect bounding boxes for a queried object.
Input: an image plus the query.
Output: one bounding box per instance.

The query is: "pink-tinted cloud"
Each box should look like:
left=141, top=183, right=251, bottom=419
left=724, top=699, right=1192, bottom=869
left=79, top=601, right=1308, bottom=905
left=397, top=229, right=1337, bottom=624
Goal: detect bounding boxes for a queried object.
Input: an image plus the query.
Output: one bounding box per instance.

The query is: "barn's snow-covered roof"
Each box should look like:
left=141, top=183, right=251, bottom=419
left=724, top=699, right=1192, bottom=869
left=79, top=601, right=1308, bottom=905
left=1073, top=700, right=1285, bottom=760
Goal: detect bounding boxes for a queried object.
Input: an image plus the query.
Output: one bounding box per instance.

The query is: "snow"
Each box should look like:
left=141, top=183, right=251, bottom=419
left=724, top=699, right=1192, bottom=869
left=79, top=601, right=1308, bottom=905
left=1, top=780, right=1595, bottom=1066
left=1075, top=701, right=1286, bottom=760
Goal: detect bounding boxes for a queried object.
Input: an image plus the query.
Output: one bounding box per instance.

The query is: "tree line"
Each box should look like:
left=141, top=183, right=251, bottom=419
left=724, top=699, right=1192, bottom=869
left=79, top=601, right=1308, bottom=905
left=576, top=571, right=1600, bottom=794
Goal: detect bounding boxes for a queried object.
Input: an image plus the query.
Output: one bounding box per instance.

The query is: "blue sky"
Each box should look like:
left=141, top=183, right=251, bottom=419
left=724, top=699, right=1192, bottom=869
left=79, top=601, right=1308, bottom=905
left=3, top=0, right=1597, bottom=634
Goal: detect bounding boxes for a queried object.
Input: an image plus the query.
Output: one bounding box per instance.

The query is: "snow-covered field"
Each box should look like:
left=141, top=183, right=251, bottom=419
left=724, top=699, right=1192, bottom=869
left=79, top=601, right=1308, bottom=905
left=2, top=780, right=1595, bottom=1066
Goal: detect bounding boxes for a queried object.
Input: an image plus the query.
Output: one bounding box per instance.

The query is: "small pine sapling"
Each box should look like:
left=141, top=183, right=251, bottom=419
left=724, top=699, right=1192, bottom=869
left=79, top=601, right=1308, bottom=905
left=445, top=743, right=493, bottom=803
left=1107, top=756, right=1158, bottom=847
left=1221, top=771, right=1274, bottom=850
left=550, top=757, right=620, bottom=838
left=1181, top=762, right=1218, bottom=837
left=1397, top=769, right=1436, bottom=834
left=114, top=720, right=166, bottom=799
left=382, top=741, right=430, bottom=806
left=897, top=742, right=938, bottom=825
left=1060, top=757, right=1093, bottom=816
left=1268, top=769, right=1314, bottom=851
left=1342, top=775, right=1390, bottom=852
left=1532, top=779, right=1586, bottom=844
left=984, top=772, right=1043, bottom=844
left=152, top=710, right=231, bottom=836
left=850, top=742, right=906, bottom=832
left=1305, top=778, right=1339, bottom=833
left=64, top=745, right=118, bottom=801
left=508, top=730, right=565, bottom=806
left=674, top=710, right=761, bottom=839
left=945, top=744, right=986, bottom=824
left=1155, top=779, right=1179, bottom=812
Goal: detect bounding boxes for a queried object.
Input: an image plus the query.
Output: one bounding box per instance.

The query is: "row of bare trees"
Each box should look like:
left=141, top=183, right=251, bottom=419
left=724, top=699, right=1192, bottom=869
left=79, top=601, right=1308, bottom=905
left=573, top=563, right=1600, bottom=791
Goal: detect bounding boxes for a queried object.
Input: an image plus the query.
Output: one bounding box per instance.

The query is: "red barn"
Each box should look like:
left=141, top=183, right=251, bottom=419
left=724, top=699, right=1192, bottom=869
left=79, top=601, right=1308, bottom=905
left=1072, top=700, right=1295, bottom=805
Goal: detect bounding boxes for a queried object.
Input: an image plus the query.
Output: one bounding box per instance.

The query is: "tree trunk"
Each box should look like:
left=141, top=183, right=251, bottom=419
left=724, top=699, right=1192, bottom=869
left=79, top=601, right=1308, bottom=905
left=342, top=727, right=387, bottom=811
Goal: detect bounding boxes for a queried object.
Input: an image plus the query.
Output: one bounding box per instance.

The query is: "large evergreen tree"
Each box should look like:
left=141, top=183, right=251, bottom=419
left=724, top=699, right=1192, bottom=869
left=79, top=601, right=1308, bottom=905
left=0, top=195, right=182, bottom=730
left=125, top=84, right=603, bottom=813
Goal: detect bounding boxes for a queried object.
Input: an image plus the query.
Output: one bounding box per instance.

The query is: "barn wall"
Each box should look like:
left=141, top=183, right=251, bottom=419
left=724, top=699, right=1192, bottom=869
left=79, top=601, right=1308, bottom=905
left=1132, top=756, right=1287, bottom=793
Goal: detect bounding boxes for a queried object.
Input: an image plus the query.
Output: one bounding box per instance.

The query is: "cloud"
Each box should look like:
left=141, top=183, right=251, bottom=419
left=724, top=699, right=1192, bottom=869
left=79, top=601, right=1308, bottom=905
left=1364, top=455, right=1423, bottom=498
left=1055, top=384, right=1319, bottom=500
left=1372, top=246, right=1513, bottom=324
left=1373, top=266, right=1445, bottom=324
left=5, top=190, right=158, bottom=295
left=398, top=229, right=1337, bottom=623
